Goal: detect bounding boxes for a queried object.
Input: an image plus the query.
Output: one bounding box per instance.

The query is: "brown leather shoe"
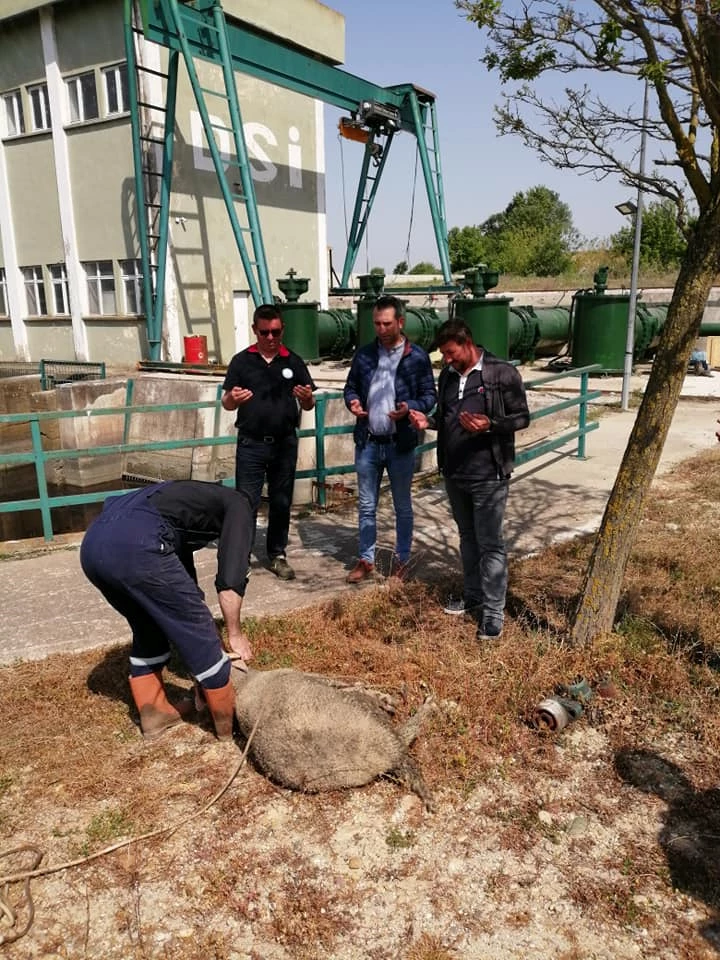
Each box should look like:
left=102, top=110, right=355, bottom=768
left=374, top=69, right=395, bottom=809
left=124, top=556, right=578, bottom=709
left=346, top=559, right=374, bottom=584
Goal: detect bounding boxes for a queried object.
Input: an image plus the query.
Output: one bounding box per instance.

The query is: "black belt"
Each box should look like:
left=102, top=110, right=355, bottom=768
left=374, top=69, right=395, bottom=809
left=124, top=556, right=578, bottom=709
left=368, top=433, right=396, bottom=444
left=238, top=432, right=290, bottom=444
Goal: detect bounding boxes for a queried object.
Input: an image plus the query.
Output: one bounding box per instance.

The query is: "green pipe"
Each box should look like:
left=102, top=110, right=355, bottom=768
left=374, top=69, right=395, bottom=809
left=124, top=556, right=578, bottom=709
left=402, top=306, right=440, bottom=352
left=317, top=309, right=355, bottom=358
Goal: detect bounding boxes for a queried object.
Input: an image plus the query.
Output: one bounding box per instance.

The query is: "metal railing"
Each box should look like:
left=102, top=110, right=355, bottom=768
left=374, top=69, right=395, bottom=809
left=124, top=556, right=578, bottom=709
left=303, top=365, right=601, bottom=505
left=0, top=359, right=106, bottom=389
left=0, top=365, right=601, bottom=540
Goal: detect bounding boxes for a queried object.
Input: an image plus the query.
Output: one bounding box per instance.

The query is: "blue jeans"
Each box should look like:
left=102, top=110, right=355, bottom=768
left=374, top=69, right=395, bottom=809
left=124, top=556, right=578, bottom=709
left=355, top=441, right=416, bottom=564
left=445, top=477, right=509, bottom=621
left=235, top=434, right=298, bottom=559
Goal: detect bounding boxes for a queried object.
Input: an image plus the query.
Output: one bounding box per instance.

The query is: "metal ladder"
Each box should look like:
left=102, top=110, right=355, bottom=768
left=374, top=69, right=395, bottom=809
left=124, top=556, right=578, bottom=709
left=124, top=0, right=272, bottom=359
left=124, top=0, right=178, bottom=358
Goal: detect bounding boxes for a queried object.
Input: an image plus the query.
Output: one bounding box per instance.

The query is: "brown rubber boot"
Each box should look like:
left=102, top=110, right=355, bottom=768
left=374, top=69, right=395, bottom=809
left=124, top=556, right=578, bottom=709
left=129, top=672, right=193, bottom=741
left=202, top=680, right=236, bottom=741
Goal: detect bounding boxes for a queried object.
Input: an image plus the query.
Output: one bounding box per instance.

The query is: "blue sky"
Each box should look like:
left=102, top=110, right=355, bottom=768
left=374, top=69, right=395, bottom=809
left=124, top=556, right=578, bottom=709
left=323, top=0, right=641, bottom=275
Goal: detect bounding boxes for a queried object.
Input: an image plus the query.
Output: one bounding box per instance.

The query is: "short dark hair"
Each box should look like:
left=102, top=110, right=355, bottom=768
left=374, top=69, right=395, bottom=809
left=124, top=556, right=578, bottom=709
left=253, top=304, right=283, bottom=325
left=373, top=295, right=405, bottom=319
left=435, top=319, right=473, bottom=348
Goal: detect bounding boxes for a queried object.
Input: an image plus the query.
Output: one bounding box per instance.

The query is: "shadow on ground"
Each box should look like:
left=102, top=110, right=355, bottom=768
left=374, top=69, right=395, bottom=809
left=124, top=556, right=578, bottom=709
left=615, top=748, right=720, bottom=952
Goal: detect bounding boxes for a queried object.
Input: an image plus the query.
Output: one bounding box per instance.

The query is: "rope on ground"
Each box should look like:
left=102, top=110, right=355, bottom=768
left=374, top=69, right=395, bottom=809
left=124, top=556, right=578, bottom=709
left=0, top=717, right=259, bottom=947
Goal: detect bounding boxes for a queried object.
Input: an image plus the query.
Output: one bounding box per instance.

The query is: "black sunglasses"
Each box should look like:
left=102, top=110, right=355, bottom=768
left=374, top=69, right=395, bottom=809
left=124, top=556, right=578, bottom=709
left=257, top=328, right=283, bottom=338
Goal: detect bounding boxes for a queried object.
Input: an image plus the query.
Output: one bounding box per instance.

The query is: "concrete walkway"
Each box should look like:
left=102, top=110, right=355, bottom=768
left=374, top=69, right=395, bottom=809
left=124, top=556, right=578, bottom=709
left=2, top=375, right=719, bottom=667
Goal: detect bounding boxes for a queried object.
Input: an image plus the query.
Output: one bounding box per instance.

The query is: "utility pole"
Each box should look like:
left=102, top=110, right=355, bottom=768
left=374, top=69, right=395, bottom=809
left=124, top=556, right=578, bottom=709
left=621, top=78, right=649, bottom=412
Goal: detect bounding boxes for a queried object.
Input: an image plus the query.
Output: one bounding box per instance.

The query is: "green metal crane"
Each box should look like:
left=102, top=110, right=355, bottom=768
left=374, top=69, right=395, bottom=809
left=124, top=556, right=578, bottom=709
left=124, top=0, right=452, bottom=360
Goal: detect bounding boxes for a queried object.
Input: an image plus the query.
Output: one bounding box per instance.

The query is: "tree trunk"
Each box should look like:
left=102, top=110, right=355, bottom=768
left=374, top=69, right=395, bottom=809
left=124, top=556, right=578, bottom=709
left=570, top=206, right=720, bottom=647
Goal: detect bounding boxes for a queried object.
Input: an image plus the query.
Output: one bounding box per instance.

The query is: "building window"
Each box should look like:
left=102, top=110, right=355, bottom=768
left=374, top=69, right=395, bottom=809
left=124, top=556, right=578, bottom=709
left=0, top=268, right=7, bottom=316
left=49, top=263, right=70, bottom=315
left=84, top=260, right=116, bottom=315
left=22, top=266, right=48, bottom=316
left=120, top=259, right=143, bottom=314
left=102, top=63, right=129, bottom=116
left=66, top=72, right=99, bottom=123
left=2, top=90, right=25, bottom=138
left=28, top=83, right=51, bottom=132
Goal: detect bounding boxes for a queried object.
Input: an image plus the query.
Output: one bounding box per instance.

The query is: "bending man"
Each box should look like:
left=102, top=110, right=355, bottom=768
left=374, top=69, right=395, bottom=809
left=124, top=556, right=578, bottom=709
left=80, top=480, right=254, bottom=741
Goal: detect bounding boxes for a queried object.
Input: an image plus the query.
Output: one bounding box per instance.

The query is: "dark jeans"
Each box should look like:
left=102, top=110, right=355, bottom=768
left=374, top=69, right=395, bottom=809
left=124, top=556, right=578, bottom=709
left=80, top=488, right=229, bottom=689
left=234, top=433, right=298, bottom=559
left=445, top=476, right=509, bottom=622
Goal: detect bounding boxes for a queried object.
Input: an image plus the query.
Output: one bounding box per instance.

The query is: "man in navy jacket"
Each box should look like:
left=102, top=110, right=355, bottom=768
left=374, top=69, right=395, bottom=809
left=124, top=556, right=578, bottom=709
left=343, top=295, right=437, bottom=583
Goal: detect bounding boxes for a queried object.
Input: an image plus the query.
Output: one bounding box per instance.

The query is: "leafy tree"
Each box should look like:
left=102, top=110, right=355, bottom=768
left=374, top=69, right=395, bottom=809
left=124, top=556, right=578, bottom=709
left=457, top=0, right=720, bottom=646
left=408, top=261, right=441, bottom=274
left=393, top=260, right=409, bottom=275
left=447, top=225, right=488, bottom=271
left=449, top=187, right=576, bottom=274
left=611, top=200, right=687, bottom=269
left=484, top=187, right=576, bottom=275
left=369, top=266, right=386, bottom=276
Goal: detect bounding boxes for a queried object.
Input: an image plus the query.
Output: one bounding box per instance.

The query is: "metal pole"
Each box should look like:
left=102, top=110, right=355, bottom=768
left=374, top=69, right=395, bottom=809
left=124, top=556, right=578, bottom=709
left=621, top=79, right=649, bottom=411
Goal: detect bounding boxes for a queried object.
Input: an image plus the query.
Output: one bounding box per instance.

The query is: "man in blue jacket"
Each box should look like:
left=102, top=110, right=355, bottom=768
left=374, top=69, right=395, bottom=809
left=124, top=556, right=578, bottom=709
left=343, top=295, right=437, bottom=583
left=409, top=319, right=529, bottom=639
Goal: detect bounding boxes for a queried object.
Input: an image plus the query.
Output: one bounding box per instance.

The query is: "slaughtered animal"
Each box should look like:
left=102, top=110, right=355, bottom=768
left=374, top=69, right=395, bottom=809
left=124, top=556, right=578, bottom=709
left=230, top=666, right=435, bottom=811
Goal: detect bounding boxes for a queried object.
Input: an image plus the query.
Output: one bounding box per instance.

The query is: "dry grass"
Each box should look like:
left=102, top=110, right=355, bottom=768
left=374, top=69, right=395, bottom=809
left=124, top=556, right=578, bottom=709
left=2, top=449, right=720, bottom=957
left=3, top=453, right=720, bottom=803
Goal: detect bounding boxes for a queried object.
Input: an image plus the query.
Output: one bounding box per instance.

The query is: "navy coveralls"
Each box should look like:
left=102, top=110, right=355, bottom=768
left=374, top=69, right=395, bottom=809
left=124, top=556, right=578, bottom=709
left=80, top=480, right=252, bottom=689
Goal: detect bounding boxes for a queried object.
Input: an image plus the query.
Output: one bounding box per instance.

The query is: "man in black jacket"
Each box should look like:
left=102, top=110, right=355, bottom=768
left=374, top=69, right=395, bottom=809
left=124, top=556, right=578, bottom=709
left=409, top=319, right=529, bottom=639
left=222, top=304, right=316, bottom=582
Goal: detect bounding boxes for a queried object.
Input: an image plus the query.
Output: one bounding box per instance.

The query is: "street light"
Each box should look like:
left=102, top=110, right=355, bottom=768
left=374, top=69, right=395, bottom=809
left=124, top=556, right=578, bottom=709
left=614, top=200, right=637, bottom=217
left=618, top=78, right=649, bottom=412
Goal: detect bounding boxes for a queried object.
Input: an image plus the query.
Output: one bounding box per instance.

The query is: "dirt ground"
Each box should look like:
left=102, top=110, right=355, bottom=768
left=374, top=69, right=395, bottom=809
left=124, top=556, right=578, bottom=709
left=2, top=449, right=720, bottom=959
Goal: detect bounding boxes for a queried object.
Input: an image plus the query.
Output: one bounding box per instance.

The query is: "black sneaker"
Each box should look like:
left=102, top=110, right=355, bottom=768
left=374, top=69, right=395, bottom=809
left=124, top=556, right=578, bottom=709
left=269, top=556, right=296, bottom=581
left=442, top=597, right=466, bottom=615
left=477, top=619, right=503, bottom=641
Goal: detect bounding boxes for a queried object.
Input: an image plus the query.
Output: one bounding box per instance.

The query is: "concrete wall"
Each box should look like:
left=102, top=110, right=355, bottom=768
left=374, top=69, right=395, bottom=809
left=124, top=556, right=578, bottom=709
left=0, top=9, right=44, bottom=88
left=123, top=375, right=235, bottom=482
left=85, top=318, right=147, bottom=364
left=68, top=120, right=135, bottom=258
left=54, top=0, right=124, bottom=71
left=223, top=0, right=344, bottom=64
left=5, top=136, right=64, bottom=264
left=0, top=322, right=15, bottom=356
left=26, top=319, right=74, bottom=356
left=56, top=378, right=127, bottom=485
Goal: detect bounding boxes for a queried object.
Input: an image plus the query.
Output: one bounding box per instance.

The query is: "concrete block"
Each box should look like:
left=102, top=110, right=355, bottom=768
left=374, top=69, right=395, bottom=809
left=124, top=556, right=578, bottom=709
left=55, top=380, right=127, bottom=486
